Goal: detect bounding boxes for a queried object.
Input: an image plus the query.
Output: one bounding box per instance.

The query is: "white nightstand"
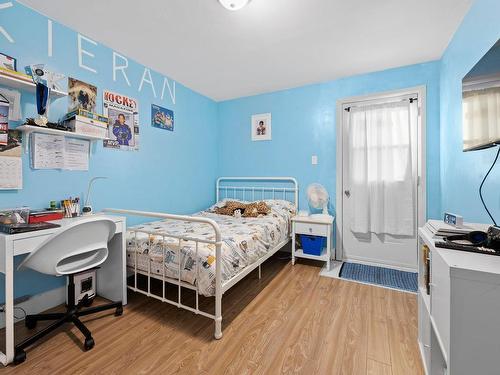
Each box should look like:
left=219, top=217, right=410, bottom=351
left=291, top=215, right=335, bottom=270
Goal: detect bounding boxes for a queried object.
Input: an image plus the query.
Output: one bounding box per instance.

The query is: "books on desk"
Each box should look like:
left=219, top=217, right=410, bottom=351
left=427, top=219, right=490, bottom=237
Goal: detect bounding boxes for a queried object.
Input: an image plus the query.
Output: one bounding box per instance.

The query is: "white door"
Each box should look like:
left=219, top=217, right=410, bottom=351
left=341, top=93, right=422, bottom=270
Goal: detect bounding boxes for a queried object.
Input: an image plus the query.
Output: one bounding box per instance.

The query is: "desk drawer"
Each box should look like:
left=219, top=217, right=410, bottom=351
left=294, top=222, right=328, bottom=237
left=13, top=234, right=52, bottom=255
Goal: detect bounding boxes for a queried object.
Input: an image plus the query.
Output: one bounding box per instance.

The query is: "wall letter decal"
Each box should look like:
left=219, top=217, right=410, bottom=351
left=138, top=68, right=157, bottom=97
left=0, top=2, right=14, bottom=43
left=47, top=19, right=53, bottom=57
left=112, top=51, right=131, bottom=86
left=161, top=76, right=176, bottom=105
left=77, top=33, right=97, bottom=73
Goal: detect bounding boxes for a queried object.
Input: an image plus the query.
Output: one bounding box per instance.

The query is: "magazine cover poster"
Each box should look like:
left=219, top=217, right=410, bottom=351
left=68, top=77, right=97, bottom=112
left=103, top=90, right=139, bottom=151
left=107, top=108, right=135, bottom=148
left=151, top=104, right=174, bottom=131
left=0, top=102, right=9, bottom=146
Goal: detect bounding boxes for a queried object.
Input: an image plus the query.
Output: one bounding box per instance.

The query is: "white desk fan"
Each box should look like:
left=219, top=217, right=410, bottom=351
left=307, top=183, right=330, bottom=219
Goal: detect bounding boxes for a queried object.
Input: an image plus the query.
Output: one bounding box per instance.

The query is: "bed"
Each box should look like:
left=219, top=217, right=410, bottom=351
left=105, top=177, right=298, bottom=339
left=126, top=199, right=295, bottom=297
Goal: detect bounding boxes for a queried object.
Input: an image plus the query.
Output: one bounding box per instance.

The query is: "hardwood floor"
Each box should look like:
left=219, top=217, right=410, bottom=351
left=3, top=256, right=424, bottom=374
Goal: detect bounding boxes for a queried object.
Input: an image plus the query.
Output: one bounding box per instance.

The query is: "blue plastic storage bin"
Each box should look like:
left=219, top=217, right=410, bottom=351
left=300, top=234, right=326, bottom=256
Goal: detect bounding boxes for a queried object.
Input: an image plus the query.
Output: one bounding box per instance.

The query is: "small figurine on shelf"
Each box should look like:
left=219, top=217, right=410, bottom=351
left=24, top=64, right=66, bottom=127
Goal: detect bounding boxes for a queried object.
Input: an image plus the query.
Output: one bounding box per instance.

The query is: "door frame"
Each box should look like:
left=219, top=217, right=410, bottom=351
left=335, top=86, right=427, bottom=270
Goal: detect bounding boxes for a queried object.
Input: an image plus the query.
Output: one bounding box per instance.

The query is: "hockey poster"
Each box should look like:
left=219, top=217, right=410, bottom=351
left=102, top=90, right=139, bottom=151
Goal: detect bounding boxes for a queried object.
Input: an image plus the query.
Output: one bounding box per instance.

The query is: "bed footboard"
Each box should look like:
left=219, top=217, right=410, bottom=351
left=103, top=208, right=224, bottom=339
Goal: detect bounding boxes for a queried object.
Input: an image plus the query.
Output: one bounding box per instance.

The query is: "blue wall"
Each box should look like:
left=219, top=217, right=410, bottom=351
left=3, top=0, right=499, bottom=304
left=440, top=0, right=500, bottom=224
left=0, top=2, right=218, bottom=301
left=217, top=62, right=442, bottom=219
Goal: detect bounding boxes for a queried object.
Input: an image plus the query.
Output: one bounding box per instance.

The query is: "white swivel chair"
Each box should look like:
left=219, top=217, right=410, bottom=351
left=14, top=217, right=123, bottom=364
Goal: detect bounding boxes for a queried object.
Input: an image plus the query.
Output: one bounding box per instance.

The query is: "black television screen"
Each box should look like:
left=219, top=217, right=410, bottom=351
left=462, top=39, right=500, bottom=151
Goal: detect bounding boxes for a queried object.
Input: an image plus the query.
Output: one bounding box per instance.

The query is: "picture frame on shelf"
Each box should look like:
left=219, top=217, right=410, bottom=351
left=251, top=113, right=272, bottom=141
left=68, top=77, right=97, bottom=112
left=0, top=53, right=16, bottom=72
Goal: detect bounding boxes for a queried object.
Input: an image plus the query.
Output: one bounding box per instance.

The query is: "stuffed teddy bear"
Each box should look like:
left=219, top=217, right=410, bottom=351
left=214, top=201, right=271, bottom=218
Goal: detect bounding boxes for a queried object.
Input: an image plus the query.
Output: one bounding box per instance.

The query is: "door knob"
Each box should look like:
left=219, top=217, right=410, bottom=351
left=344, top=190, right=350, bottom=197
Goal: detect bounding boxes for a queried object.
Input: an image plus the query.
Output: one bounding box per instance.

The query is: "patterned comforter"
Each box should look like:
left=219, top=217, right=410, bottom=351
left=126, top=200, right=295, bottom=296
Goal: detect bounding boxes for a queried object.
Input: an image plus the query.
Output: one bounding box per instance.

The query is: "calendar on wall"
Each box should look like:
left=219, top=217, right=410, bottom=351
left=0, top=156, right=22, bottom=189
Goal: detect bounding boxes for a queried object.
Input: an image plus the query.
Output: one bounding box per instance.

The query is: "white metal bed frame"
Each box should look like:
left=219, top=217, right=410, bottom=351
left=104, top=177, right=298, bottom=339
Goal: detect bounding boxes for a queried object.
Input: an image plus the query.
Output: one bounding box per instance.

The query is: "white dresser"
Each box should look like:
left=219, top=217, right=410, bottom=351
left=418, top=222, right=500, bottom=375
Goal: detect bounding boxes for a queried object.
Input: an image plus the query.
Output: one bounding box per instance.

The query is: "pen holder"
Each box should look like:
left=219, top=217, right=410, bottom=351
left=62, top=199, right=80, bottom=218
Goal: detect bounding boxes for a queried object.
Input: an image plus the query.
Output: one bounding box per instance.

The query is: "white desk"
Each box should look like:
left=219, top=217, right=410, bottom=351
left=0, top=214, right=127, bottom=366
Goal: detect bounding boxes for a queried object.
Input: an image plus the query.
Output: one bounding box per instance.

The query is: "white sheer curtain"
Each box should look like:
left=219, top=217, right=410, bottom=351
left=348, top=100, right=417, bottom=236
left=463, top=86, right=500, bottom=150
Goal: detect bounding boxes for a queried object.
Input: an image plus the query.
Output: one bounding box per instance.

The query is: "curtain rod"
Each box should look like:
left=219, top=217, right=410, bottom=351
left=344, top=97, right=418, bottom=112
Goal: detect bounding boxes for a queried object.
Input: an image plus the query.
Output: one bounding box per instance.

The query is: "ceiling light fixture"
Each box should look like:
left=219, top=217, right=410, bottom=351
left=218, top=0, right=250, bottom=11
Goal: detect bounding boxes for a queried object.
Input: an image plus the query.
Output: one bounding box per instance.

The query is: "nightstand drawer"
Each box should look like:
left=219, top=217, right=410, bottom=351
left=294, top=222, right=328, bottom=236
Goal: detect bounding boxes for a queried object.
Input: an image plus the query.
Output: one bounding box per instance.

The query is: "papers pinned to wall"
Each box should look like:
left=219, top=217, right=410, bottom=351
left=30, top=133, right=64, bottom=169
left=0, top=129, right=23, bottom=190
left=30, top=133, right=89, bottom=171
left=64, top=138, right=89, bottom=171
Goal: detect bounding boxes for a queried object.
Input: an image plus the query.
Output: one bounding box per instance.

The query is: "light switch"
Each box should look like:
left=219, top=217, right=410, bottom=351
left=311, top=155, right=318, bottom=165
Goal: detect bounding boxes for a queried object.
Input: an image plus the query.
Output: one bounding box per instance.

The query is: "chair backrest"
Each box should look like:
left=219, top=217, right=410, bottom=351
left=19, top=217, right=116, bottom=276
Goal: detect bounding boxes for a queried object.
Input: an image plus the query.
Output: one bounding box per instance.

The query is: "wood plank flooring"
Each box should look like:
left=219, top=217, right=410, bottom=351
left=3, top=256, right=423, bottom=374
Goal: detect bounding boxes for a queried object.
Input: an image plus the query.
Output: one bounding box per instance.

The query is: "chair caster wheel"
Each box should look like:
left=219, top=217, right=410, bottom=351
left=84, top=337, right=95, bottom=351
left=14, top=349, right=26, bottom=365
left=115, top=306, right=123, bottom=316
left=25, top=316, right=37, bottom=329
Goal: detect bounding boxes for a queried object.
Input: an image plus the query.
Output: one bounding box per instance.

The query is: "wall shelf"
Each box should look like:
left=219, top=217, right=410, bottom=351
left=0, top=71, right=67, bottom=98
left=16, top=125, right=107, bottom=141
left=16, top=125, right=108, bottom=154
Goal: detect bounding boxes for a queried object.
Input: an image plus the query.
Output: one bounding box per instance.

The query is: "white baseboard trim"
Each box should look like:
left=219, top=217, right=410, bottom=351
left=342, top=256, right=417, bottom=273
left=0, top=286, right=66, bottom=329
left=319, top=261, right=343, bottom=278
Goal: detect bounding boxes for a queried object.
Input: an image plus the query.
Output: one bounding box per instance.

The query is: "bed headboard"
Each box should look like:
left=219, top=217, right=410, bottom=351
left=216, top=177, right=298, bottom=208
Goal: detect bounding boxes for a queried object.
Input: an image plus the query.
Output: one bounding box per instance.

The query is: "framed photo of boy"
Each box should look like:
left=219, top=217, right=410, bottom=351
left=251, top=113, right=272, bottom=141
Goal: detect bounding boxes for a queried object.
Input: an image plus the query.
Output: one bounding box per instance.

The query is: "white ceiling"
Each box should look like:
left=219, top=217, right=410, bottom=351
left=21, top=0, right=472, bottom=101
